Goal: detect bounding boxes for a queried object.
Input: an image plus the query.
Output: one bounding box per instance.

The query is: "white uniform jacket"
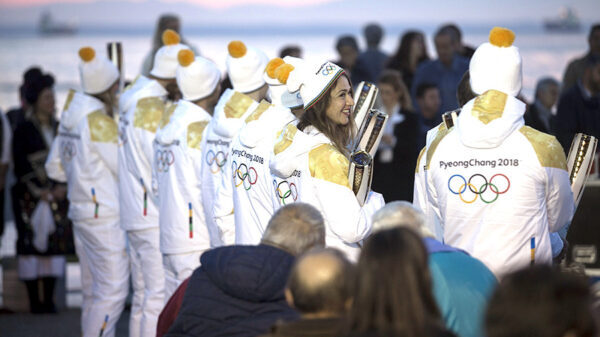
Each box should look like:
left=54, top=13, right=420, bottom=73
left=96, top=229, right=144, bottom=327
left=213, top=101, right=297, bottom=245
left=118, top=76, right=167, bottom=231
left=153, top=100, right=212, bottom=255
left=199, top=89, right=258, bottom=245
left=425, top=90, right=574, bottom=277
left=45, top=90, right=119, bottom=221
left=270, top=124, right=385, bottom=260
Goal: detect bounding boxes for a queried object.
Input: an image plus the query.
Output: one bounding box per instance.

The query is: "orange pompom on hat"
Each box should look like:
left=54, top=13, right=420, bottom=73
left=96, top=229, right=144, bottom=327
left=262, top=56, right=303, bottom=109
left=175, top=50, right=221, bottom=102
left=225, top=40, right=269, bottom=93
left=469, top=26, right=522, bottom=97
left=151, top=29, right=190, bottom=79
left=78, top=46, right=119, bottom=95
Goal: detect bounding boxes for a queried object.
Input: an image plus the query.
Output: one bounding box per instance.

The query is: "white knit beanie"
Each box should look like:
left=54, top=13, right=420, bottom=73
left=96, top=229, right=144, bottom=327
left=176, top=50, right=221, bottom=101
left=277, top=59, right=344, bottom=110
left=263, top=57, right=303, bottom=108
left=469, top=27, right=522, bottom=97
left=226, top=40, right=269, bottom=93
left=151, top=29, right=191, bottom=79
left=78, top=47, right=119, bottom=95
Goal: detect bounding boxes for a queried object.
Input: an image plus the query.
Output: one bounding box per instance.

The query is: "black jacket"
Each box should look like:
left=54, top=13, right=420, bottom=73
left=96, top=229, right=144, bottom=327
left=166, top=244, right=299, bottom=337
left=553, top=83, right=600, bottom=151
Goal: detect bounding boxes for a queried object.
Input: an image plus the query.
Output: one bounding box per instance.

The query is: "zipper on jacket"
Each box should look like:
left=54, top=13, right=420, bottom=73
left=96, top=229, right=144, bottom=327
left=188, top=202, right=193, bottom=239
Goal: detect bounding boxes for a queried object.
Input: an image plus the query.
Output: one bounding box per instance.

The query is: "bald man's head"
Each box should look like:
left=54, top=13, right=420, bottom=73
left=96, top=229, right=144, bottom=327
left=286, top=248, right=355, bottom=316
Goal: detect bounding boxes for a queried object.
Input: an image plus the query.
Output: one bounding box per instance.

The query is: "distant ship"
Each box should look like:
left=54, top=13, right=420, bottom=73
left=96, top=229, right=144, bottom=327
left=38, top=11, right=77, bottom=35
left=544, top=7, right=581, bottom=32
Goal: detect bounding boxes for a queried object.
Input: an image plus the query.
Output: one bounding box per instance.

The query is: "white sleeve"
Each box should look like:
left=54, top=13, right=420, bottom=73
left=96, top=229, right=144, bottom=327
left=150, top=140, right=159, bottom=204
left=545, top=167, right=575, bottom=233
left=90, top=139, right=118, bottom=178
left=127, top=126, right=156, bottom=197
left=412, top=147, right=427, bottom=212
left=44, top=136, right=67, bottom=183
left=214, top=146, right=235, bottom=245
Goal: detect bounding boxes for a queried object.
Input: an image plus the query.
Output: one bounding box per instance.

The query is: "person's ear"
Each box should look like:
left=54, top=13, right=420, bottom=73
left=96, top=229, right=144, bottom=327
left=285, top=288, right=295, bottom=308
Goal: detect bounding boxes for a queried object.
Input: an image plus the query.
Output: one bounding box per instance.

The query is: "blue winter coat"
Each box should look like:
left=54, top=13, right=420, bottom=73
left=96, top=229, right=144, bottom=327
left=166, top=244, right=300, bottom=337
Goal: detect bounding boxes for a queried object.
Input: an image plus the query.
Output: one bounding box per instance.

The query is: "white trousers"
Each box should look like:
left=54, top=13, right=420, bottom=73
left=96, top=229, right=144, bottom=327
left=128, top=227, right=165, bottom=337
left=162, top=251, right=203, bottom=302
left=73, top=217, right=129, bottom=337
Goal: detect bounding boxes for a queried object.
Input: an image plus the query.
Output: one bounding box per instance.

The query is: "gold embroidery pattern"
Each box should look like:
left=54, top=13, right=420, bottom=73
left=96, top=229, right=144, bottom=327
left=245, top=100, right=272, bottom=123
left=274, top=124, right=297, bottom=155
left=519, top=126, right=567, bottom=170
left=133, top=96, right=165, bottom=133
left=415, top=146, right=426, bottom=173
left=62, top=90, right=76, bottom=112
left=187, top=120, right=209, bottom=150
left=426, top=127, right=452, bottom=170
left=309, top=144, right=351, bottom=189
left=159, top=103, right=177, bottom=129
left=87, top=110, right=118, bottom=143
left=224, top=92, right=254, bottom=119
left=471, top=90, right=508, bottom=125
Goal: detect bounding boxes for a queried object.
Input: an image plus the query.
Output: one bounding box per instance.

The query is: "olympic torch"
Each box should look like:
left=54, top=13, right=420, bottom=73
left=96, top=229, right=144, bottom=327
left=566, top=133, right=598, bottom=208
left=106, top=42, right=123, bottom=92
left=352, top=81, right=379, bottom=132
left=442, top=109, right=459, bottom=129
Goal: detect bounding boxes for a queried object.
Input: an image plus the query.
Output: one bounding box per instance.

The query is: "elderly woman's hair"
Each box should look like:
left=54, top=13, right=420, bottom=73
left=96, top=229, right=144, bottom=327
left=371, top=201, right=434, bottom=238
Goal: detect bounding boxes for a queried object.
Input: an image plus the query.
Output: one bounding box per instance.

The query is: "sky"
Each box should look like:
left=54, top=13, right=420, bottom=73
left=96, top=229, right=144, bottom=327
left=0, top=0, right=598, bottom=27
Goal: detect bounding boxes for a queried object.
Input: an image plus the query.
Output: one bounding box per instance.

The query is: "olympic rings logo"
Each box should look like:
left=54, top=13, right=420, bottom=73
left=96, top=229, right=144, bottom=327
left=321, top=64, right=336, bottom=76
left=447, top=173, right=510, bottom=204
left=60, top=140, right=76, bottom=162
left=155, top=149, right=175, bottom=173
left=205, top=150, right=227, bottom=174
left=232, top=161, right=258, bottom=191
left=273, top=180, right=298, bottom=205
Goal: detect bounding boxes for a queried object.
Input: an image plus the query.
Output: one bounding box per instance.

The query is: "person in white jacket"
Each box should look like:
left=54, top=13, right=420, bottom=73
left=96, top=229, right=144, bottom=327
left=200, top=40, right=268, bottom=244
left=424, top=27, right=574, bottom=278
left=153, top=49, right=222, bottom=299
left=213, top=57, right=304, bottom=245
left=45, top=47, right=128, bottom=337
left=117, top=29, right=189, bottom=337
left=270, top=59, right=385, bottom=261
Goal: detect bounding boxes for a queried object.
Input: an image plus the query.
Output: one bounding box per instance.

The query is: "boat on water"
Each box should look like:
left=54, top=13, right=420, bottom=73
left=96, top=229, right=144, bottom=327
left=544, top=7, right=581, bottom=32
left=38, top=11, right=77, bottom=35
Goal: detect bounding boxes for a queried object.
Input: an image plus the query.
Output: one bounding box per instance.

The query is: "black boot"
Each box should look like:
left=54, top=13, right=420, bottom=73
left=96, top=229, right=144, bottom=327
left=24, top=279, right=43, bottom=314
left=41, top=277, right=58, bottom=313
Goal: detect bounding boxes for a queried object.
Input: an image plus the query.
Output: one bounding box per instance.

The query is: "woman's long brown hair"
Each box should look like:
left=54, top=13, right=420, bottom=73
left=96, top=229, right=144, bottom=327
left=297, top=73, right=355, bottom=156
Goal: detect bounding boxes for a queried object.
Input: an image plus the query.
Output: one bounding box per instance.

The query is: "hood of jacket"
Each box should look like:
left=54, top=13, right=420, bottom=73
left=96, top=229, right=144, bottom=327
left=456, top=89, right=525, bottom=149
left=270, top=125, right=331, bottom=178
left=119, top=75, right=167, bottom=113
left=211, top=88, right=259, bottom=139
left=239, top=102, right=297, bottom=149
left=155, top=99, right=211, bottom=145
left=201, top=244, right=295, bottom=302
left=60, top=90, right=105, bottom=131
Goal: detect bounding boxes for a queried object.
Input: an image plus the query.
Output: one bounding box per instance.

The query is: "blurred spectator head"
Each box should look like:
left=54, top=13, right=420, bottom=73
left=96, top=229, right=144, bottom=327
left=23, top=69, right=55, bottom=117
left=440, top=23, right=463, bottom=51
left=416, top=83, right=440, bottom=119
left=286, top=248, right=355, bottom=317
left=347, top=227, right=441, bottom=336
left=377, top=69, right=413, bottom=111
left=19, top=67, right=43, bottom=109
left=371, top=201, right=433, bottom=238
left=335, top=35, right=359, bottom=69
left=364, top=23, right=384, bottom=49
left=486, top=265, right=597, bottom=337
left=589, top=23, right=600, bottom=56
left=457, top=70, right=476, bottom=106
left=534, top=77, right=560, bottom=110
left=261, top=203, right=325, bottom=256
left=153, top=14, right=181, bottom=49
left=435, top=25, right=460, bottom=67
left=279, top=45, right=302, bottom=59
left=583, top=56, right=600, bottom=95
left=388, top=31, right=429, bottom=73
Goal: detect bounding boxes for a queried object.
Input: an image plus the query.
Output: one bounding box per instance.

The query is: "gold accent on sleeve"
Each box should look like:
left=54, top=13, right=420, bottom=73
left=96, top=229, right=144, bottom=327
left=309, top=144, right=351, bottom=189
left=415, top=146, right=426, bottom=173
left=87, top=110, right=118, bottom=143
left=187, top=120, right=209, bottom=150
left=519, top=126, right=568, bottom=170
left=159, top=103, right=177, bottom=128
left=123, top=75, right=141, bottom=93
left=245, top=100, right=272, bottom=123
left=426, top=127, right=452, bottom=170
left=224, top=91, right=254, bottom=119
left=62, top=90, right=76, bottom=113
left=133, top=96, right=165, bottom=133
left=274, top=124, right=297, bottom=155
left=471, top=90, right=508, bottom=125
